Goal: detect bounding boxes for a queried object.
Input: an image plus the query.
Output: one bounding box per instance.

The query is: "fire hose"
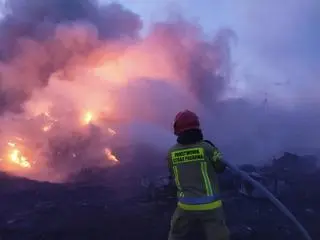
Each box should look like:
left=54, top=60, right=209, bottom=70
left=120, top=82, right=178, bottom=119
left=222, top=159, right=313, bottom=240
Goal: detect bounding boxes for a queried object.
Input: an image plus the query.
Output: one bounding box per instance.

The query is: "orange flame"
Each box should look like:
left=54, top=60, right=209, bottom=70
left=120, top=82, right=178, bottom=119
left=104, top=148, right=119, bottom=163
left=7, top=142, right=31, bottom=169
left=0, top=19, right=229, bottom=180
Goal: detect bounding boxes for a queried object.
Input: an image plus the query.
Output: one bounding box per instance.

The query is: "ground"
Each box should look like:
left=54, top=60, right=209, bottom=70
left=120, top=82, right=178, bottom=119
left=0, top=153, right=319, bottom=240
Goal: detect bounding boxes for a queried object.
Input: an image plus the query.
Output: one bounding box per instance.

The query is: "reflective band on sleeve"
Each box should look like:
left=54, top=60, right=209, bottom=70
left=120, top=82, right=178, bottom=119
left=200, top=162, right=213, bottom=196
left=178, top=200, right=222, bottom=211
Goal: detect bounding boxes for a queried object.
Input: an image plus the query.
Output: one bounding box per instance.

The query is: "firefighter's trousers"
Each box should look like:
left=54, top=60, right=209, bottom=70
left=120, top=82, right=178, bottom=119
left=168, top=205, right=230, bottom=240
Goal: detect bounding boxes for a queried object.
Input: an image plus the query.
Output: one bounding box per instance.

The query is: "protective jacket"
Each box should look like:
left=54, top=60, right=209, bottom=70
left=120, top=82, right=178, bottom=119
left=167, top=140, right=225, bottom=211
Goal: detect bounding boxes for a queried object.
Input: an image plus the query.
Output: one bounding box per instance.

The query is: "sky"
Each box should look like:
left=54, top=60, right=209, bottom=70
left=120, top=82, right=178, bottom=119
left=106, top=0, right=320, bottom=107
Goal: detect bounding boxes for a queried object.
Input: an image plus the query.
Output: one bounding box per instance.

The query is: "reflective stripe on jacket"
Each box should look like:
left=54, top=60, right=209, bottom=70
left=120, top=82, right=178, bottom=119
left=167, top=141, right=223, bottom=211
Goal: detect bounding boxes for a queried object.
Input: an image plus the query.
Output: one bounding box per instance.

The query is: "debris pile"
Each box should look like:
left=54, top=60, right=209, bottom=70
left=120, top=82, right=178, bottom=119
left=0, top=151, right=318, bottom=240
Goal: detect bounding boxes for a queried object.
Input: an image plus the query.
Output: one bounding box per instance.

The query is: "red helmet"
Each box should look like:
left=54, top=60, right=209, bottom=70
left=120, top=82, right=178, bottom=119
left=173, top=110, right=200, bottom=135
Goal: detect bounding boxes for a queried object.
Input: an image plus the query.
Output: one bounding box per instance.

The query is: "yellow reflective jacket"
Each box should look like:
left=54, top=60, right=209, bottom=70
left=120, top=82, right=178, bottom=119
left=167, top=140, right=224, bottom=211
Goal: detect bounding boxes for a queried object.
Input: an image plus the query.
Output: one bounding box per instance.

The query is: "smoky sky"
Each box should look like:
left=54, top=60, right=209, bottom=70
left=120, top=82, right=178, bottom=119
left=0, top=0, right=142, bottom=112
left=207, top=0, right=320, bottom=162
left=0, top=0, right=231, bottom=113
left=0, top=0, right=318, bottom=179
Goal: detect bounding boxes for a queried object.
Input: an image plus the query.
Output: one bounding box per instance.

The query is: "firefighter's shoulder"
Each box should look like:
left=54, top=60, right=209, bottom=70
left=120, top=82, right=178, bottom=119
left=167, top=143, right=180, bottom=156
left=202, top=140, right=217, bottom=149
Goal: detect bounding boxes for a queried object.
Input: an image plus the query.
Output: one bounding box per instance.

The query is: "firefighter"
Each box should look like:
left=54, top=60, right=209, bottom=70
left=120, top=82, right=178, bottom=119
left=167, top=110, right=230, bottom=240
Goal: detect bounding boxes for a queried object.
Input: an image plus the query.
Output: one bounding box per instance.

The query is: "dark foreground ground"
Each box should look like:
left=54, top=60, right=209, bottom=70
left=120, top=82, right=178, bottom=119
left=0, top=152, right=319, bottom=240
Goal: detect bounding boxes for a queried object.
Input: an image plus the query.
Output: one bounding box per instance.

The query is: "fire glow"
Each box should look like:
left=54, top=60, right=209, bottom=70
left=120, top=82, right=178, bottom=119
left=83, top=111, right=94, bottom=125
left=0, top=1, right=232, bottom=181
left=1, top=107, right=120, bottom=179
left=104, top=148, right=119, bottom=163
left=7, top=142, right=31, bottom=169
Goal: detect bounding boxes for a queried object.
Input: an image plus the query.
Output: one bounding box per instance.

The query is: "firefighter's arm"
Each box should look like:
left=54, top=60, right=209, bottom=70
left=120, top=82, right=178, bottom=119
left=167, top=153, right=175, bottom=186
left=204, top=140, right=226, bottom=173
left=212, top=148, right=226, bottom=173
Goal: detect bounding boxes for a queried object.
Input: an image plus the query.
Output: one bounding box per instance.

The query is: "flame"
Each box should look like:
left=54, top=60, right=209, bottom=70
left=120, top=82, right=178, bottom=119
left=104, top=148, right=119, bottom=163
left=42, top=123, right=54, bottom=132
left=7, top=143, right=31, bottom=169
left=83, top=111, right=94, bottom=125
left=0, top=18, right=230, bottom=181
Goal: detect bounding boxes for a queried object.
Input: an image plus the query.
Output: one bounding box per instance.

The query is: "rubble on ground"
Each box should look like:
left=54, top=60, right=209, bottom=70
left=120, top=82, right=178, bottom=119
left=0, top=152, right=318, bottom=240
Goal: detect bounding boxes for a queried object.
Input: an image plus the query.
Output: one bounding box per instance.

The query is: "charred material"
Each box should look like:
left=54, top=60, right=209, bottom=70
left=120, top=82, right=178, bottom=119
left=0, top=152, right=318, bottom=239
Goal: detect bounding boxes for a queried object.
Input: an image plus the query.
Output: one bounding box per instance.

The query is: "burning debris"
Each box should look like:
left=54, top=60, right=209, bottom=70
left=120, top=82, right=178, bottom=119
left=7, top=142, right=31, bottom=169
left=104, top=148, right=119, bottom=163
left=0, top=107, right=120, bottom=182
left=0, top=137, right=31, bottom=170
left=0, top=0, right=233, bottom=182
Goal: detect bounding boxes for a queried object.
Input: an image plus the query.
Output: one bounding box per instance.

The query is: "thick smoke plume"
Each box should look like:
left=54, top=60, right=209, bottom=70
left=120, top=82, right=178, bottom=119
left=0, top=0, right=318, bottom=182
left=0, top=0, right=233, bottom=181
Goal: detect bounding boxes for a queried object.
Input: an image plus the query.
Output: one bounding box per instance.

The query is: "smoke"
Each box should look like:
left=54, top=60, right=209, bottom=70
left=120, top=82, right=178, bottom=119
left=199, top=0, right=320, bottom=163
left=228, top=0, right=320, bottom=103
left=0, top=0, right=142, bottom=111
left=0, top=0, right=318, bottom=181
left=0, top=0, right=233, bottom=181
